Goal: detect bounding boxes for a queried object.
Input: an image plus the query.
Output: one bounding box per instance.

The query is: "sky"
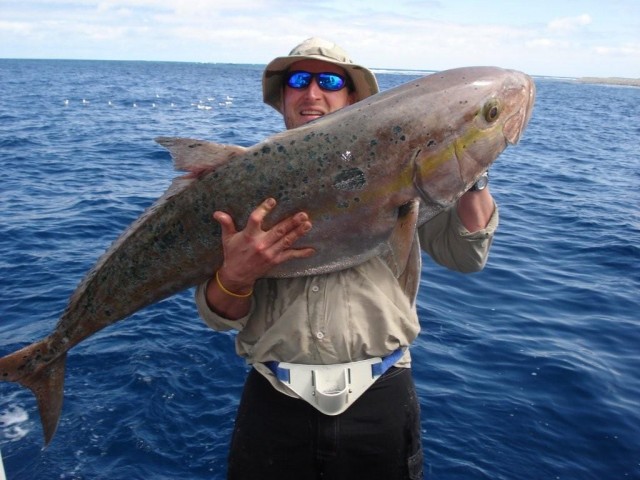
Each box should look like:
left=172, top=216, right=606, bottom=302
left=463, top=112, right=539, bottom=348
left=1, top=0, right=639, bottom=78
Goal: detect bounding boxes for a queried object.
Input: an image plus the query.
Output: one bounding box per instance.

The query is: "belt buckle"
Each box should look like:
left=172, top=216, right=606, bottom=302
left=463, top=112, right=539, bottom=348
left=312, top=368, right=350, bottom=413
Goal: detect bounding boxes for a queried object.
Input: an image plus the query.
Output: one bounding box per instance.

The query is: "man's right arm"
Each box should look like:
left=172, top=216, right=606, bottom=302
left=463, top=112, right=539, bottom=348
left=199, top=197, right=315, bottom=321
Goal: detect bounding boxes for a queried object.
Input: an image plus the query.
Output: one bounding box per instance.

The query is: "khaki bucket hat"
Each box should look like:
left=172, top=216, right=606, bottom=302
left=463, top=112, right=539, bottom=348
left=262, top=37, right=379, bottom=113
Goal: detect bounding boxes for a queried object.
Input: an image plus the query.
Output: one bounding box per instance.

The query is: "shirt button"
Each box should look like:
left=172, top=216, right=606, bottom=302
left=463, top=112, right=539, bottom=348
left=316, top=331, right=325, bottom=340
left=311, top=285, right=320, bottom=293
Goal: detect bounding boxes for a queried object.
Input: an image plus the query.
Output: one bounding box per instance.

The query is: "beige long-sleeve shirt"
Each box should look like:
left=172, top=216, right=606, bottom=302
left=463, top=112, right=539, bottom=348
left=195, top=204, right=498, bottom=394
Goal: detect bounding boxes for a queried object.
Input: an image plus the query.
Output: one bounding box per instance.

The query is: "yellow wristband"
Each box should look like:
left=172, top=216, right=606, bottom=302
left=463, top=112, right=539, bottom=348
left=215, top=271, right=253, bottom=299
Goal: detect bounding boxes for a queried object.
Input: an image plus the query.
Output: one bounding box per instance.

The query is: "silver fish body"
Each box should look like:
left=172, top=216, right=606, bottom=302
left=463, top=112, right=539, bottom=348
left=0, top=66, right=535, bottom=445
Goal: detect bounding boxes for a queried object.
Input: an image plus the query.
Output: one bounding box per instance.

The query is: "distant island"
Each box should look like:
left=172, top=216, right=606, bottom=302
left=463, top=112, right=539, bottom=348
left=577, top=77, right=640, bottom=87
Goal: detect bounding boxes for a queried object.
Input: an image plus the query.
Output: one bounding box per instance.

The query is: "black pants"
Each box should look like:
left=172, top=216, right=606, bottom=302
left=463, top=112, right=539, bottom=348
left=227, top=367, right=423, bottom=480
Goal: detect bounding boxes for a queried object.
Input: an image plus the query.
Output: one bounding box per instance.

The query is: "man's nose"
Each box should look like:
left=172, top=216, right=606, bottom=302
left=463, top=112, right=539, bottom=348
left=302, top=78, right=323, bottom=98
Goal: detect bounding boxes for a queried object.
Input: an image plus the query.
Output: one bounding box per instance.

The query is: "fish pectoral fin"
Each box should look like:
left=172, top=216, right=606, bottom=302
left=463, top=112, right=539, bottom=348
left=155, top=137, right=247, bottom=176
left=396, top=238, right=422, bottom=307
left=380, top=199, right=422, bottom=306
left=384, top=199, right=420, bottom=277
left=18, top=352, right=67, bottom=446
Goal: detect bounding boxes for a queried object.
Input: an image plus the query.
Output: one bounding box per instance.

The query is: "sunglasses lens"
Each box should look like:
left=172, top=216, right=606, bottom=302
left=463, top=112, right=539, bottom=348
left=286, top=71, right=312, bottom=89
left=285, top=71, right=347, bottom=91
left=318, top=73, right=346, bottom=91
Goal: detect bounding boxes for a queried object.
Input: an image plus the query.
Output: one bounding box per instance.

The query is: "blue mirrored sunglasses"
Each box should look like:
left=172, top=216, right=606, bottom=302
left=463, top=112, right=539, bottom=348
left=285, top=71, right=348, bottom=92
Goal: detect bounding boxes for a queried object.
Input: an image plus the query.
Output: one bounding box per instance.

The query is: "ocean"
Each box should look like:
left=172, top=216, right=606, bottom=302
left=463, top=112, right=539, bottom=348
left=0, top=59, right=638, bottom=479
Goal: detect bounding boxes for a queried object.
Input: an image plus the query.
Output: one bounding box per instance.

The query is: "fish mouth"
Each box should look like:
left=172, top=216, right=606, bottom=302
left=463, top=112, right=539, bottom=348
left=503, top=77, right=536, bottom=144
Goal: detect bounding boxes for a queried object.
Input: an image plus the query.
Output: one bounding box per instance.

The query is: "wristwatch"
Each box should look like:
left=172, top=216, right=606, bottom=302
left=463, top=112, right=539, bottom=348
left=469, top=171, right=489, bottom=192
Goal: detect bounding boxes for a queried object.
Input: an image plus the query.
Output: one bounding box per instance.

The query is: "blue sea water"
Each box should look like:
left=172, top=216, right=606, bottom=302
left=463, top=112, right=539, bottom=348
left=0, top=59, right=638, bottom=479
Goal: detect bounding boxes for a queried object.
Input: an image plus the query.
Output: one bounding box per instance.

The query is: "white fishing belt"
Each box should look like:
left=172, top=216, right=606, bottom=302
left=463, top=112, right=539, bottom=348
left=263, top=348, right=405, bottom=416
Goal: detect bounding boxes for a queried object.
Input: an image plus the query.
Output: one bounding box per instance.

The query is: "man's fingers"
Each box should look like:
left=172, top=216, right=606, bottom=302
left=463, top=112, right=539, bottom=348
left=245, top=198, right=277, bottom=235
left=213, top=211, right=237, bottom=237
left=278, top=218, right=312, bottom=249
left=215, top=197, right=313, bottom=268
left=280, top=246, right=316, bottom=262
left=272, top=218, right=315, bottom=261
left=266, top=211, right=310, bottom=245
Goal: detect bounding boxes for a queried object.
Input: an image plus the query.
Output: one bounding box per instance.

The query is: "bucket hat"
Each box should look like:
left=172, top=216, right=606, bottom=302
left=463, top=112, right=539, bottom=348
left=262, top=37, right=379, bottom=113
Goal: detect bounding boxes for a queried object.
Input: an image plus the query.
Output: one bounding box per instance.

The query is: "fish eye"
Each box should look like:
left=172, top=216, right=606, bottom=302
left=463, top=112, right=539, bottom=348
left=483, top=100, right=500, bottom=122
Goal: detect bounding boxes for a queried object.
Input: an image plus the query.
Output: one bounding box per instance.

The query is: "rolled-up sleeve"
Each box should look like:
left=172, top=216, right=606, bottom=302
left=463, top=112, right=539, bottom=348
left=418, top=202, right=499, bottom=273
left=194, top=281, right=251, bottom=331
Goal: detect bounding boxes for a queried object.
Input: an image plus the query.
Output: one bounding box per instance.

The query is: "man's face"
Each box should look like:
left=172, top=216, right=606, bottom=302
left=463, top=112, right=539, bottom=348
left=282, top=60, right=356, bottom=129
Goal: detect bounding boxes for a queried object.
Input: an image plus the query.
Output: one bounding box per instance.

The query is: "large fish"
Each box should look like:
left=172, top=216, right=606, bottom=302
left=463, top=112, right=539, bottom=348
left=0, top=66, right=535, bottom=445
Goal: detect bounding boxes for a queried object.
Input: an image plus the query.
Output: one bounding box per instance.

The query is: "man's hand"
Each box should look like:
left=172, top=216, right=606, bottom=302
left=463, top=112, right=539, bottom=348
left=205, top=198, right=314, bottom=319
left=457, top=188, right=495, bottom=233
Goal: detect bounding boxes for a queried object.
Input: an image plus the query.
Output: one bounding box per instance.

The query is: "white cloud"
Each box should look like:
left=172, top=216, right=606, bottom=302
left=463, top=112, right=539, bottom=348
left=525, top=38, right=570, bottom=49
left=594, top=43, right=640, bottom=57
left=0, top=1, right=638, bottom=77
left=0, top=20, right=35, bottom=36
left=547, top=14, right=592, bottom=34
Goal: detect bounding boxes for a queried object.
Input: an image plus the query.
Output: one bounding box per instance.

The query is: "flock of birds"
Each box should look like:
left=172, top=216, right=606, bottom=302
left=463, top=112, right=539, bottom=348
left=62, top=95, right=234, bottom=110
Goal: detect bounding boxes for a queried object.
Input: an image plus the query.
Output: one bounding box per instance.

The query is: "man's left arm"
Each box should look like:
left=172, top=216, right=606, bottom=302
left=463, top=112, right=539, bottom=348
left=418, top=188, right=498, bottom=273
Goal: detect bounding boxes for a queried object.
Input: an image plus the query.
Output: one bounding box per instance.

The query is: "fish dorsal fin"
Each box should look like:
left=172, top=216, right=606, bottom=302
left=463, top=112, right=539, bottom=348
left=155, top=136, right=247, bottom=176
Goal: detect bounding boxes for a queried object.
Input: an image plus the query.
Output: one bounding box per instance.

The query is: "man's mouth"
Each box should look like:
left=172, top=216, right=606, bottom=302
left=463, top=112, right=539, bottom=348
left=300, top=109, right=324, bottom=117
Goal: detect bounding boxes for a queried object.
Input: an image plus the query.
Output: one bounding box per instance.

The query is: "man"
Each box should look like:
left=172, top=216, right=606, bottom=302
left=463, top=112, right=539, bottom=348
left=196, top=38, right=498, bottom=479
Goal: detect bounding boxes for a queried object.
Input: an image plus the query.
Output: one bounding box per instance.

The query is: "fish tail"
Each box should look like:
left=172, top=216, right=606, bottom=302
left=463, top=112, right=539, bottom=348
left=0, top=343, right=67, bottom=446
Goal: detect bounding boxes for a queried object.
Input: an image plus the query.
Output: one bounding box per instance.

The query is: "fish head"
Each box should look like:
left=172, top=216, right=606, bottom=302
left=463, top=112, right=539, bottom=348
left=498, top=70, right=536, bottom=145
left=412, top=67, right=536, bottom=209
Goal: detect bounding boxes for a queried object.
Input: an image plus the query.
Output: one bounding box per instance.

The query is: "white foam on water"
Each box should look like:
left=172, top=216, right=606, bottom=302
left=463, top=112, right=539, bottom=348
left=0, top=405, right=30, bottom=442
